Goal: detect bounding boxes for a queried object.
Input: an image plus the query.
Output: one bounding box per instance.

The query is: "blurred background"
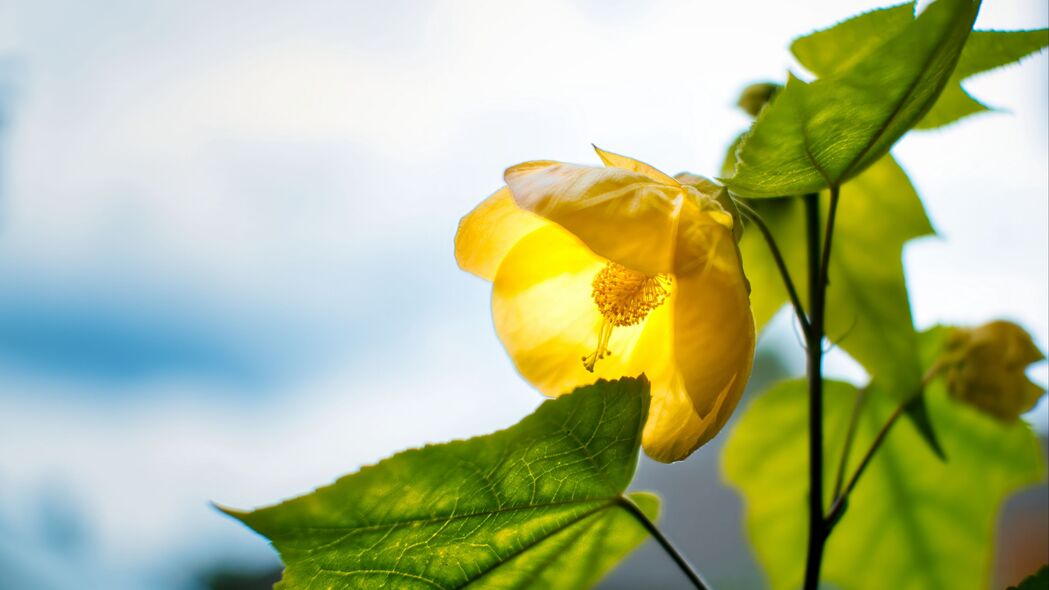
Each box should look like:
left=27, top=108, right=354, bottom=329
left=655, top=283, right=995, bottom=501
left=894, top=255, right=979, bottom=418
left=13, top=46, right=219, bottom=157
left=0, top=1, right=1045, bottom=588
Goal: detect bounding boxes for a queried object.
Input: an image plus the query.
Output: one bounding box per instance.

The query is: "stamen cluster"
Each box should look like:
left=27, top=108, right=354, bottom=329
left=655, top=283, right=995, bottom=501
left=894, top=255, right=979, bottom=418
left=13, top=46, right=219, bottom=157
left=591, top=262, right=672, bottom=327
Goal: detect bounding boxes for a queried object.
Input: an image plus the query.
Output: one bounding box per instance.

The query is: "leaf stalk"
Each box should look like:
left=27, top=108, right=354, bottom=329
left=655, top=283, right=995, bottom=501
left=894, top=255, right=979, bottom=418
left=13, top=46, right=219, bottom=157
left=617, top=495, right=712, bottom=590
left=736, top=200, right=812, bottom=338
left=824, top=362, right=946, bottom=527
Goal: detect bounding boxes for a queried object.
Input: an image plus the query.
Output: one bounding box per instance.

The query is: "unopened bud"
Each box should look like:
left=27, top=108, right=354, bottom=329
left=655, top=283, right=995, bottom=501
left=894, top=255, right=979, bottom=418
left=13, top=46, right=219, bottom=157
left=736, top=82, right=782, bottom=118
left=940, top=321, right=1046, bottom=421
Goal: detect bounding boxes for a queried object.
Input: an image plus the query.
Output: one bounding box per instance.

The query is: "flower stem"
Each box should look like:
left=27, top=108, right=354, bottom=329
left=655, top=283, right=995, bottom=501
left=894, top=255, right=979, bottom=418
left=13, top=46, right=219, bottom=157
left=617, top=495, right=712, bottom=590
left=736, top=201, right=811, bottom=337
left=819, top=187, right=842, bottom=295
left=802, top=191, right=826, bottom=590
left=801, top=185, right=839, bottom=590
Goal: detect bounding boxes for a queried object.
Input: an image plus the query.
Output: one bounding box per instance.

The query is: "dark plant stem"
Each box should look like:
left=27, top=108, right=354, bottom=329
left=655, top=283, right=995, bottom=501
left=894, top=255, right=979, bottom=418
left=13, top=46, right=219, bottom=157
left=802, top=192, right=826, bottom=590
left=819, top=187, right=841, bottom=294
left=801, top=186, right=839, bottom=590
left=736, top=201, right=812, bottom=337
left=617, top=496, right=712, bottom=590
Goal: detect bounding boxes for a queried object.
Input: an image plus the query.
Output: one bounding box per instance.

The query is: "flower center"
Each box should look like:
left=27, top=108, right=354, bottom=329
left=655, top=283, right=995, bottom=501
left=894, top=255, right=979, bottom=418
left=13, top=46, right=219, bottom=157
left=582, top=262, right=672, bottom=372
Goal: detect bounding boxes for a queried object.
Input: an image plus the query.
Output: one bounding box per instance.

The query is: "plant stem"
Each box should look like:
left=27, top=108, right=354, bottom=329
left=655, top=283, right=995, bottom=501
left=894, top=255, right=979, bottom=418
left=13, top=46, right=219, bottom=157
left=802, top=191, right=827, bottom=590
left=801, top=185, right=841, bottom=590
left=617, top=496, right=712, bottom=590
left=819, top=187, right=841, bottom=294
left=736, top=201, right=812, bottom=337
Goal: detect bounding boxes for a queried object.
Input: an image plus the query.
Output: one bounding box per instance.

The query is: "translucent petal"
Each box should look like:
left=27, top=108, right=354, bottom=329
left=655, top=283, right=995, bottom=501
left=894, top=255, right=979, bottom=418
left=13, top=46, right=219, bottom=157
left=670, top=238, right=755, bottom=452
left=492, top=224, right=666, bottom=396
left=455, top=187, right=548, bottom=281
left=640, top=223, right=754, bottom=462
left=674, top=193, right=747, bottom=277
left=504, top=161, right=683, bottom=276
left=642, top=372, right=737, bottom=463
left=593, top=146, right=680, bottom=186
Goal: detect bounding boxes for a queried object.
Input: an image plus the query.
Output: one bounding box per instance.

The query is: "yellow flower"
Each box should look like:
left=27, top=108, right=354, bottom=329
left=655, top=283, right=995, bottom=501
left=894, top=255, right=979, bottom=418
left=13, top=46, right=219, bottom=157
left=941, top=320, right=1046, bottom=421
left=455, top=146, right=755, bottom=462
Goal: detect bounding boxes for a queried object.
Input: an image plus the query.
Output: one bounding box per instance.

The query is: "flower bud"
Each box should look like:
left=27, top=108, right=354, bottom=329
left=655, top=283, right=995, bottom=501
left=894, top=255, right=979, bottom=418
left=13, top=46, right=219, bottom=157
left=736, top=82, right=782, bottom=118
left=941, top=321, right=1046, bottom=421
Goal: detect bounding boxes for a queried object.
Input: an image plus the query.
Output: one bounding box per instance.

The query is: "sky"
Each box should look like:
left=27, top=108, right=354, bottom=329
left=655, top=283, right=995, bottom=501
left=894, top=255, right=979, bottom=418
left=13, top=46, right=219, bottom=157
left=0, top=1, right=1045, bottom=588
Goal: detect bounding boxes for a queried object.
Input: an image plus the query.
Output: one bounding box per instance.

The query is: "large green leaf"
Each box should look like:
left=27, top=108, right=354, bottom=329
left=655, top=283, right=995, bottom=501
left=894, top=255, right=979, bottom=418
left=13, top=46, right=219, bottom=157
left=223, top=378, right=659, bottom=590
left=722, top=371, right=1045, bottom=589
left=791, top=3, right=1048, bottom=130
left=735, top=154, right=941, bottom=450
left=726, top=0, right=980, bottom=197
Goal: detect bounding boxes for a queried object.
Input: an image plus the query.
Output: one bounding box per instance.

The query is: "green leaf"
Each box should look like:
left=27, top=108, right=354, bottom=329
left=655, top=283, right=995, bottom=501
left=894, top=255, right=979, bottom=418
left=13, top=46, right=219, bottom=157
left=919, top=29, right=1049, bottom=129
left=726, top=0, right=980, bottom=197
left=914, top=82, right=988, bottom=129
left=954, top=30, right=1049, bottom=79
left=222, top=378, right=659, bottom=590
left=1010, top=565, right=1049, bottom=590
left=790, top=2, right=915, bottom=78
left=791, top=4, right=1049, bottom=130
left=735, top=154, right=941, bottom=451
left=722, top=375, right=1045, bottom=590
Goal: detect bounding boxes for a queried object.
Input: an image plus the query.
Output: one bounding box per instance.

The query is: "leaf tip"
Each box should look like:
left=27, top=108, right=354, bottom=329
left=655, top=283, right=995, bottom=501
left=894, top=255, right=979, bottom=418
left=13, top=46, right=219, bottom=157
left=212, top=500, right=251, bottom=521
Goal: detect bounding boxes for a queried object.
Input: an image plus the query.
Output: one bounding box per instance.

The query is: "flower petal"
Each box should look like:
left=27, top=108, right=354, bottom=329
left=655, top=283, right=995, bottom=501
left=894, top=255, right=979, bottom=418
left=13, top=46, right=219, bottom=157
left=504, top=161, right=683, bottom=276
left=638, top=220, right=754, bottom=462
left=492, top=224, right=659, bottom=396
left=675, top=261, right=754, bottom=409
left=455, top=187, right=548, bottom=281
left=675, top=173, right=742, bottom=242
left=593, top=146, right=681, bottom=186
left=642, top=373, right=737, bottom=463
left=674, top=193, right=747, bottom=277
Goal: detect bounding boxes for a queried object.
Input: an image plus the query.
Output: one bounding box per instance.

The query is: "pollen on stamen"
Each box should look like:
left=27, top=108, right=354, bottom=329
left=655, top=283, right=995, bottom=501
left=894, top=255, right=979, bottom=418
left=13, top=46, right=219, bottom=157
left=592, top=262, right=672, bottom=327
left=582, top=262, right=672, bottom=371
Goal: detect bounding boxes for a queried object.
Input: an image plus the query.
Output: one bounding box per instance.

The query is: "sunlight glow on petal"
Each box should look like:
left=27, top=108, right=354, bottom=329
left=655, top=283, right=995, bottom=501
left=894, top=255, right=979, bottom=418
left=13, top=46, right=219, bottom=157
left=462, top=150, right=756, bottom=462
left=455, top=187, right=549, bottom=281
left=492, top=225, right=662, bottom=396
left=593, top=145, right=681, bottom=186
left=504, top=161, right=682, bottom=276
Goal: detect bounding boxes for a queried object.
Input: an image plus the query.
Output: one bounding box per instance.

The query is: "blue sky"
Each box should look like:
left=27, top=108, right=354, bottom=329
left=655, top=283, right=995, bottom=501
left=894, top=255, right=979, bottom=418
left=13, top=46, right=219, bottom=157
left=0, top=1, right=1045, bottom=588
